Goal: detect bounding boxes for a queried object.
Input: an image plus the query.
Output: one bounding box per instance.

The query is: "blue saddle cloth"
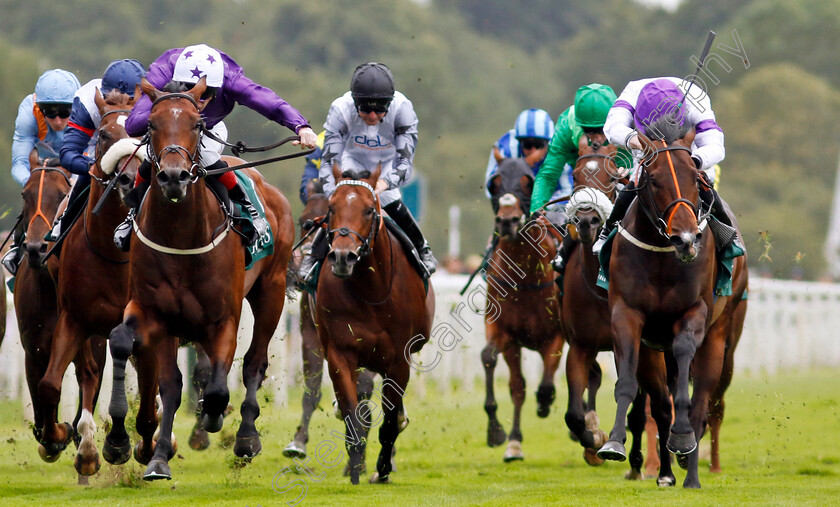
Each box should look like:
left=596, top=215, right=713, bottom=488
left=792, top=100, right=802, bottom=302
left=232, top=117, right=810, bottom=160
left=597, top=218, right=746, bottom=298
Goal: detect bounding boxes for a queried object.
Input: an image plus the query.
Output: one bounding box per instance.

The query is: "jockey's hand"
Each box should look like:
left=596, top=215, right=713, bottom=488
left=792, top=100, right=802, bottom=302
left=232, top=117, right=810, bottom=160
left=525, top=146, right=548, bottom=167
left=375, top=179, right=388, bottom=194
left=294, top=127, right=318, bottom=149
left=492, top=146, right=504, bottom=163
left=627, top=134, right=643, bottom=151
left=43, top=158, right=61, bottom=167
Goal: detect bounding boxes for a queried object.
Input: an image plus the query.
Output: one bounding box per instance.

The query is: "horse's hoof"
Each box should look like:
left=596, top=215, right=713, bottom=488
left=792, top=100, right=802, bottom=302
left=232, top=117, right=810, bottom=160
left=657, top=475, right=676, bottom=487
left=597, top=441, right=627, bottom=462
left=134, top=440, right=155, bottom=465
left=38, top=422, right=74, bottom=462
left=666, top=430, right=697, bottom=456
left=234, top=435, right=262, bottom=459
left=583, top=447, right=605, bottom=466
left=683, top=479, right=701, bottom=489
left=102, top=437, right=132, bottom=465
left=143, top=458, right=172, bottom=481
left=397, top=411, right=410, bottom=433
left=592, top=429, right=608, bottom=449
left=568, top=430, right=580, bottom=443
left=343, top=462, right=367, bottom=477
left=536, top=405, right=550, bottom=418
left=189, top=426, right=210, bottom=451
left=503, top=440, right=524, bottom=462
left=282, top=440, right=307, bottom=459
left=202, top=413, right=224, bottom=433
left=677, top=453, right=690, bottom=470
left=74, top=452, right=101, bottom=476
left=487, top=421, right=507, bottom=448
left=624, top=468, right=643, bottom=480
left=369, top=472, right=390, bottom=484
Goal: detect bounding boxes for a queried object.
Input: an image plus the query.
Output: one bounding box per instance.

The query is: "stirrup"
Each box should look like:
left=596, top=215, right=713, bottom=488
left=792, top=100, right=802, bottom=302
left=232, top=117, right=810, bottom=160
left=592, top=231, right=610, bottom=256
left=113, top=210, right=135, bottom=252
left=2, top=246, right=20, bottom=276
left=419, top=243, right=437, bottom=275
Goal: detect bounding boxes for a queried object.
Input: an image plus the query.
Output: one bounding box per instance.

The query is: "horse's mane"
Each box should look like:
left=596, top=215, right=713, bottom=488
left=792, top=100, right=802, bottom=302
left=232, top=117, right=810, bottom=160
left=162, top=81, right=192, bottom=93
left=103, top=89, right=133, bottom=107
left=642, top=113, right=690, bottom=144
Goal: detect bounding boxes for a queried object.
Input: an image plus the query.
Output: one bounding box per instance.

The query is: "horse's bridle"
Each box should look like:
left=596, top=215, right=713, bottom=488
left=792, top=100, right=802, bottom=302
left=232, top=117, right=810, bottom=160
left=26, top=167, right=71, bottom=230
left=327, top=179, right=381, bottom=259
left=146, top=93, right=204, bottom=184
left=634, top=143, right=707, bottom=238
left=575, top=134, right=625, bottom=196
left=89, top=108, right=135, bottom=187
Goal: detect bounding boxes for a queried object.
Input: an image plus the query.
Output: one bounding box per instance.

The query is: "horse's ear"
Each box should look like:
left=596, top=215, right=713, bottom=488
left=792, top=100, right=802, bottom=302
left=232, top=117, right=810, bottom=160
left=140, top=78, right=161, bottom=102
left=682, top=127, right=696, bottom=147
left=488, top=175, right=501, bottom=196
left=520, top=175, right=534, bottom=196
left=493, top=146, right=505, bottom=164
left=189, top=77, right=208, bottom=108
left=369, top=164, right=382, bottom=185
left=331, top=162, right=342, bottom=184
left=636, top=132, right=658, bottom=159
left=94, top=87, right=106, bottom=112
left=131, top=84, right=142, bottom=106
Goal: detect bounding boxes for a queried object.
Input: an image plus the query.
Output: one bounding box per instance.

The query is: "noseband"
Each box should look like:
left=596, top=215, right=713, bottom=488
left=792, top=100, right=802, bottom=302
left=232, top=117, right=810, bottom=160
left=328, top=179, right=381, bottom=258
left=147, top=93, right=203, bottom=184
left=27, top=167, right=71, bottom=229
left=636, top=143, right=706, bottom=238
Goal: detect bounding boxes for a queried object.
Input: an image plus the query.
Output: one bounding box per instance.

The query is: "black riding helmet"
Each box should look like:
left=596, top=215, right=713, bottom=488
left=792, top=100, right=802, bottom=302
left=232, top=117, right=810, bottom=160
left=351, top=62, right=395, bottom=112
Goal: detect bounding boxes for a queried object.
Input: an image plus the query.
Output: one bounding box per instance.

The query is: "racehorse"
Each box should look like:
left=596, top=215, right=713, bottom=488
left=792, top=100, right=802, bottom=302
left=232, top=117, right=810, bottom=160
left=482, top=158, right=565, bottom=462
left=314, top=165, right=434, bottom=484
left=596, top=117, right=748, bottom=488
left=104, top=77, right=295, bottom=481
left=282, top=181, right=386, bottom=475
left=36, top=89, right=142, bottom=475
left=560, top=132, right=653, bottom=476
left=11, top=163, right=72, bottom=460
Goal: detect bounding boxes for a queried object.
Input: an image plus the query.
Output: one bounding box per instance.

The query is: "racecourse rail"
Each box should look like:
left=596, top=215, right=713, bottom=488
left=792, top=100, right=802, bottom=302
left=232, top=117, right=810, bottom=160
left=1, top=273, right=839, bottom=422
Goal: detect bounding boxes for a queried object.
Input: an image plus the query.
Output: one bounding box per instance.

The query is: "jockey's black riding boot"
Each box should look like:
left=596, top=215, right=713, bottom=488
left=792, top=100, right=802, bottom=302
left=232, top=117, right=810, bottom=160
left=699, top=185, right=738, bottom=250
left=383, top=200, right=437, bottom=275
left=593, top=182, right=636, bottom=255
left=1, top=216, right=24, bottom=276
left=552, top=229, right=575, bottom=274
left=113, top=176, right=150, bottom=252
left=227, top=179, right=269, bottom=245
left=299, top=228, right=328, bottom=288
left=50, top=179, right=90, bottom=242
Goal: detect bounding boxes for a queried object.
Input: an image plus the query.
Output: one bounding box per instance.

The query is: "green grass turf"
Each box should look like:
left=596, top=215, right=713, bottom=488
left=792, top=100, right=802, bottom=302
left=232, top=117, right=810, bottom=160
left=0, top=368, right=838, bottom=506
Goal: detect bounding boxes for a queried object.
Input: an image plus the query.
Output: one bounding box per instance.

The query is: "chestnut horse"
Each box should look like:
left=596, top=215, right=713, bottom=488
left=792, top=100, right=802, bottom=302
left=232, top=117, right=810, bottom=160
left=36, top=90, right=142, bottom=475
left=105, top=78, right=295, bottom=481
left=560, top=132, right=654, bottom=476
left=12, top=164, right=72, bottom=457
left=314, top=166, right=434, bottom=484
left=482, top=158, right=564, bottom=462
left=596, top=117, right=748, bottom=488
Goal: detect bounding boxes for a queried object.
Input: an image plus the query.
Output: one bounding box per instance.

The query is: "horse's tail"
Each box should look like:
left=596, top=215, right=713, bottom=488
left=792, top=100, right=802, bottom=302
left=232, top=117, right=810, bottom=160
left=285, top=257, right=299, bottom=301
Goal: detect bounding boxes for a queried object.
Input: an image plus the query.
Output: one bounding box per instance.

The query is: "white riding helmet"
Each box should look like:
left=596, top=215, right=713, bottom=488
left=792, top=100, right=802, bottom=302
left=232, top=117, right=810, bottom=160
left=172, top=44, right=224, bottom=88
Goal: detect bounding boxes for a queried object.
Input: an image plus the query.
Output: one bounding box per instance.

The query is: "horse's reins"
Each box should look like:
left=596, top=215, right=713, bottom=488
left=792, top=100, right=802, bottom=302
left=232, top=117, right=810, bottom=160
left=635, top=143, right=702, bottom=239
left=27, top=168, right=71, bottom=231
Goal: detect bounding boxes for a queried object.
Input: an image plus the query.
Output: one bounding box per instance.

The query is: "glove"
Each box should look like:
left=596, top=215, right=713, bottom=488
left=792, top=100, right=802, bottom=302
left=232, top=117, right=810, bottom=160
left=44, top=158, right=61, bottom=167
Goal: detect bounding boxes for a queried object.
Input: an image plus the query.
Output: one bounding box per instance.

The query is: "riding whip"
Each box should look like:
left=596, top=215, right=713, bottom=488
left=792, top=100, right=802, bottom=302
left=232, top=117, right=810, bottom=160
left=677, top=30, right=716, bottom=112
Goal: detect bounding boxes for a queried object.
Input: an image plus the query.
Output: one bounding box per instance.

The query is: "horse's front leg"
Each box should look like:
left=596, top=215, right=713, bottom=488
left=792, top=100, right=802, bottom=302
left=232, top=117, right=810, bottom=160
left=188, top=344, right=211, bottom=451
left=536, top=333, right=563, bottom=418
left=72, top=335, right=107, bottom=476
left=325, top=345, right=364, bottom=485
left=564, top=344, right=598, bottom=449
left=598, top=301, right=644, bottom=461
left=144, top=336, right=182, bottom=481
left=502, top=346, right=525, bottom=462
left=666, top=305, right=707, bottom=468
left=201, top=317, right=238, bottom=434
left=481, top=341, right=506, bottom=447
left=371, top=367, right=409, bottom=483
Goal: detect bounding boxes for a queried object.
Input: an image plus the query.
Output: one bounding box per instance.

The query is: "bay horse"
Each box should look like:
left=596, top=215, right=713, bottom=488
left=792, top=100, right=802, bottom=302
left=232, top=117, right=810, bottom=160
left=314, top=165, right=434, bottom=484
left=560, top=132, right=654, bottom=476
left=11, top=163, right=72, bottom=460
left=482, top=158, right=564, bottom=462
left=104, top=77, right=295, bottom=481
left=596, top=117, right=748, bottom=488
left=36, top=89, right=143, bottom=475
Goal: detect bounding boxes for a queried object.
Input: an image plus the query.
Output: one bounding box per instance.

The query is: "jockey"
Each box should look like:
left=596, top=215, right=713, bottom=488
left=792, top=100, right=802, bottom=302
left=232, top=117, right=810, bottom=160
left=50, top=59, right=147, bottom=239
left=2, top=69, right=80, bottom=275
left=594, top=77, right=737, bottom=254
left=300, top=62, right=437, bottom=282
left=484, top=108, right=557, bottom=207
left=299, top=130, right=326, bottom=204
left=114, top=43, right=318, bottom=251
left=529, top=83, right=632, bottom=272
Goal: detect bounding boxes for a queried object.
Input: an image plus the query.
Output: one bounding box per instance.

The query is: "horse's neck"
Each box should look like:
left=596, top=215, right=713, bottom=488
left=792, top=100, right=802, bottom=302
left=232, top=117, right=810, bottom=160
left=143, top=182, right=220, bottom=243
left=624, top=199, right=669, bottom=247
left=494, top=236, right=552, bottom=282
left=86, top=179, right=124, bottom=229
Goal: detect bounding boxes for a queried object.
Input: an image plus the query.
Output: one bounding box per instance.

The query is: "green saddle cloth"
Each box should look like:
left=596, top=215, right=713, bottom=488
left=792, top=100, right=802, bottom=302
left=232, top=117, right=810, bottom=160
left=597, top=218, right=746, bottom=298
left=232, top=170, right=274, bottom=270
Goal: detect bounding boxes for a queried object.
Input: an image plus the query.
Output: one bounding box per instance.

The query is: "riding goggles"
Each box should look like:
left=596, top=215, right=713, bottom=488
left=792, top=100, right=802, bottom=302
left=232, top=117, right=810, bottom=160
left=355, top=99, right=391, bottom=114
left=39, top=104, right=72, bottom=119
left=519, top=138, right=548, bottom=150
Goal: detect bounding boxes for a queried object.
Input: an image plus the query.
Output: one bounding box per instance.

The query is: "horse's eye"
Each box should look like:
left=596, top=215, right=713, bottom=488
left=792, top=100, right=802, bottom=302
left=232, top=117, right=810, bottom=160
left=365, top=207, right=374, bottom=216
left=99, top=131, right=111, bottom=141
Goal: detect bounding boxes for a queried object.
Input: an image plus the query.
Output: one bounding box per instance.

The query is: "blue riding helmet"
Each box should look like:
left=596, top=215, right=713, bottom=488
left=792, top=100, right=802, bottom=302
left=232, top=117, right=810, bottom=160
left=102, top=59, right=147, bottom=97
left=514, top=108, right=554, bottom=140
left=34, top=69, right=81, bottom=104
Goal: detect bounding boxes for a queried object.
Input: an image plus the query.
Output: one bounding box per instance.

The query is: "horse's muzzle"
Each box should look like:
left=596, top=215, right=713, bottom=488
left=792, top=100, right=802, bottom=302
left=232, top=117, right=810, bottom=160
left=156, top=169, right=190, bottom=202
left=327, top=248, right=359, bottom=278
left=670, top=230, right=702, bottom=263
left=25, top=240, right=48, bottom=269
left=575, top=213, right=602, bottom=244
left=495, top=215, right=524, bottom=239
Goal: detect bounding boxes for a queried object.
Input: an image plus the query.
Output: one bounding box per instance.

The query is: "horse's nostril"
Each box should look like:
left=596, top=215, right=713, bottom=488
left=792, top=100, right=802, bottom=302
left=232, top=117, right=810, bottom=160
left=118, top=175, right=131, bottom=186
left=39, top=243, right=48, bottom=254
left=495, top=216, right=502, bottom=223
left=346, top=252, right=358, bottom=264
left=157, top=172, right=169, bottom=184
left=327, top=251, right=337, bottom=263
left=179, top=170, right=191, bottom=183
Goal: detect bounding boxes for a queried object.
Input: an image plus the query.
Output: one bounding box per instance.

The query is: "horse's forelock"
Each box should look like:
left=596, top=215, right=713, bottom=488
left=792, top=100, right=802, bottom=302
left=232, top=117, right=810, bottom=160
left=103, top=89, right=132, bottom=107
left=162, top=80, right=192, bottom=93
left=643, top=114, right=690, bottom=144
